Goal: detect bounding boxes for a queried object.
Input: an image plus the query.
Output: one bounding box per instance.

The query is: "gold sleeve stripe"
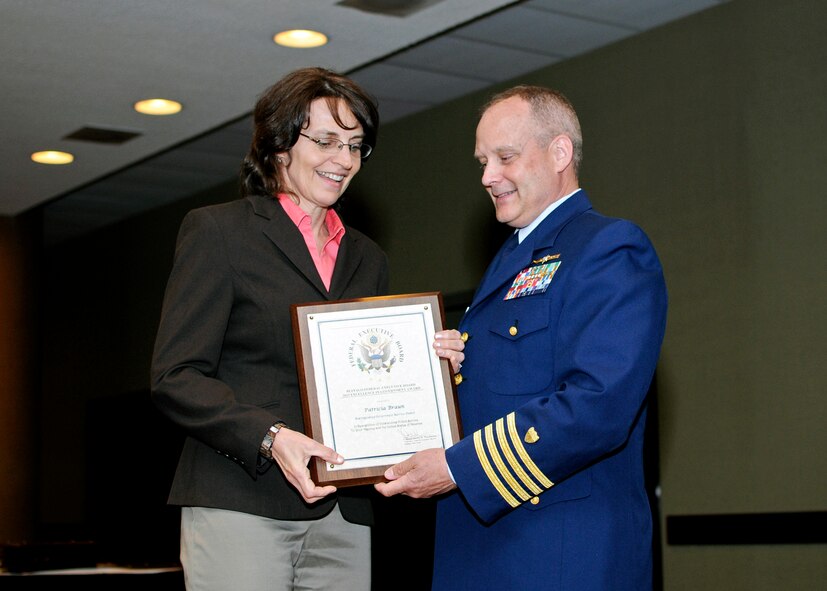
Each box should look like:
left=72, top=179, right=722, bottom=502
left=473, top=429, right=520, bottom=508
left=484, top=424, right=530, bottom=502
left=506, top=412, right=554, bottom=489
left=495, top=417, right=542, bottom=495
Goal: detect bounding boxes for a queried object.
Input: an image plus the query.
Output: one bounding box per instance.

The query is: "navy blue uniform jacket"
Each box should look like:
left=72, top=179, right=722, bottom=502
left=434, top=190, right=667, bottom=590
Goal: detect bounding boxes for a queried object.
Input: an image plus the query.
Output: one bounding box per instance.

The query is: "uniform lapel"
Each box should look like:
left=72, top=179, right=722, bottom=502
left=472, top=231, right=526, bottom=306
left=466, top=191, right=593, bottom=314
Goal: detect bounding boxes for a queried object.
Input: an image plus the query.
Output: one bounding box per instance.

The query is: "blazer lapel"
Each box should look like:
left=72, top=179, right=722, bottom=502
left=328, top=230, right=363, bottom=300
left=251, top=195, right=330, bottom=297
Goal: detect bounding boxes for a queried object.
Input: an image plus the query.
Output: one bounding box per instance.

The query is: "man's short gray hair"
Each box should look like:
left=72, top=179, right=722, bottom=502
left=481, top=85, right=583, bottom=175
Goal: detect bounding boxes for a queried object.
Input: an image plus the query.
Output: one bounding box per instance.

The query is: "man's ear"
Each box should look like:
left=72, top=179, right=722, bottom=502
left=548, top=134, right=574, bottom=174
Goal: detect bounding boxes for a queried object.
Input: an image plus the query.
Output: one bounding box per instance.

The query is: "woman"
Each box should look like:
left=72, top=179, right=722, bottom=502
left=151, top=68, right=388, bottom=591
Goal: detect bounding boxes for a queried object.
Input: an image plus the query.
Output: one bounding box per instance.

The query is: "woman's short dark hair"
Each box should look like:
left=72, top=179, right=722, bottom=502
left=240, top=67, right=379, bottom=197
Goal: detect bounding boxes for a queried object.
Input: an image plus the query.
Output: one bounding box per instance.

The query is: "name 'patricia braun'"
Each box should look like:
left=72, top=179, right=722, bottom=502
left=364, top=404, right=406, bottom=413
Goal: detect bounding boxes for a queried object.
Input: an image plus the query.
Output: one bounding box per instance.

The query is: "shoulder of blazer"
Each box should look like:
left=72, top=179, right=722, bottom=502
left=341, top=223, right=386, bottom=259
left=246, top=193, right=280, bottom=220
left=180, top=196, right=259, bottom=233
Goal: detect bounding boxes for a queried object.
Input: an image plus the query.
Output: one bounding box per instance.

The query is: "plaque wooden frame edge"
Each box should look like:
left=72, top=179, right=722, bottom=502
left=291, top=291, right=462, bottom=487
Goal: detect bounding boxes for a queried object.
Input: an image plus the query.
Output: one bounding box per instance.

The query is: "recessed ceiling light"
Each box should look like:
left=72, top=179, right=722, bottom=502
left=31, top=151, right=74, bottom=165
left=134, top=98, right=183, bottom=116
left=274, top=29, right=328, bottom=48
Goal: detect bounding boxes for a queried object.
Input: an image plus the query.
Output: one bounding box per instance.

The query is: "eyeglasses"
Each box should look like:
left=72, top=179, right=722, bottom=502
left=298, top=133, right=373, bottom=159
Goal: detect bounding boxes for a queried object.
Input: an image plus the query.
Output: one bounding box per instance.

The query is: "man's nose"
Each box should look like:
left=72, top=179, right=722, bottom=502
left=481, top=163, right=500, bottom=187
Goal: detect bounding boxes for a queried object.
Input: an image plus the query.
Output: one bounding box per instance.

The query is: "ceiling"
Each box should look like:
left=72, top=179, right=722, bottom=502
left=1, top=0, right=727, bottom=244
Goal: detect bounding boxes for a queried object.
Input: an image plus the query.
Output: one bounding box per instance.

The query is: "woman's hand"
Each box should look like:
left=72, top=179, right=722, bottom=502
left=433, top=329, right=465, bottom=373
left=269, top=428, right=343, bottom=503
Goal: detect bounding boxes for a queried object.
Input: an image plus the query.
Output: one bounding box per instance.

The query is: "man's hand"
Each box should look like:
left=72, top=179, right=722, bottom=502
left=433, top=329, right=465, bottom=373
left=374, top=448, right=457, bottom=498
left=270, top=428, right=342, bottom=503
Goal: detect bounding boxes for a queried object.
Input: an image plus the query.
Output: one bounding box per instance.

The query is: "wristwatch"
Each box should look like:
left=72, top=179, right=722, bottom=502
left=259, top=421, right=288, bottom=459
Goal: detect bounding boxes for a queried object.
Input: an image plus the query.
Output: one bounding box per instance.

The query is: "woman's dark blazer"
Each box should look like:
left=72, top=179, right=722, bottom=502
left=151, top=193, right=389, bottom=524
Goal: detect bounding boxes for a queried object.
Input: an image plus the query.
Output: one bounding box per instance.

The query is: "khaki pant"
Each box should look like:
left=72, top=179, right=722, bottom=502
left=180, top=504, right=371, bottom=591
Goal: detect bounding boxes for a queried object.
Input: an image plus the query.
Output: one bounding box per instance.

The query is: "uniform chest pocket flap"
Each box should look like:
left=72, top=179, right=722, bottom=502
left=486, top=300, right=554, bottom=395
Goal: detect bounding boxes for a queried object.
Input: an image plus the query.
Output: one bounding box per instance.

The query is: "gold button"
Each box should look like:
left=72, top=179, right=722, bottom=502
left=509, top=326, right=518, bottom=336
left=454, top=373, right=463, bottom=386
left=524, top=427, right=539, bottom=444
left=530, top=496, right=540, bottom=505
left=460, top=331, right=469, bottom=343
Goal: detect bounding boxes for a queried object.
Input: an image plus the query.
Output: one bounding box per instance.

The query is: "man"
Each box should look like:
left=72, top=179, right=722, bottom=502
left=376, top=85, right=668, bottom=590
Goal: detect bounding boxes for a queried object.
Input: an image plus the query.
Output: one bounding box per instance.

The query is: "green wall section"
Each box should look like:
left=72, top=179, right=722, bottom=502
left=348, top=0, right=827, bottom=587
left=33, top=0, right=826, bottom=586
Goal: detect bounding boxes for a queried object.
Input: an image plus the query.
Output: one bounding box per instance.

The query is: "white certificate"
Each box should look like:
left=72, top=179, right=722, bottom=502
left=292, top=293, right=462, bottom=486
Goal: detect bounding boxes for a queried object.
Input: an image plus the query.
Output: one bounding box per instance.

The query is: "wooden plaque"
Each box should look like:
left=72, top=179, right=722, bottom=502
left=291, top=292, right=462, bottom=487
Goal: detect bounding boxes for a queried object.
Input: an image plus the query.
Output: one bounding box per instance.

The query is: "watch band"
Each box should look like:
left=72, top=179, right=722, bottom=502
left=259, top=421, right=288, bottom=459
